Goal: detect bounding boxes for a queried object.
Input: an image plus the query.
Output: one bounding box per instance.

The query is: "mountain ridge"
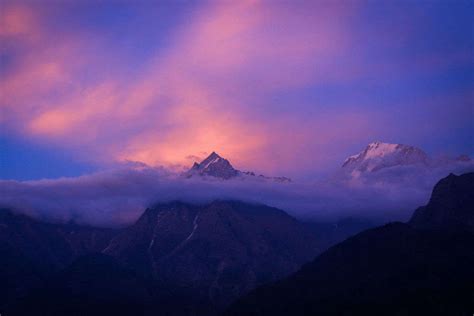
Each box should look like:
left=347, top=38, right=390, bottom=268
left=103, top=200, right=321, bottom=306
left=410, top=172, right=474, bottom=231
left=226, top=171, right=474, bottom=315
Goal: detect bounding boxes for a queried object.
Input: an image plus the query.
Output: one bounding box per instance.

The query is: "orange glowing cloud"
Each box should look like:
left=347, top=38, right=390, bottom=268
left=29, top=82, right=119, bottom=138
left=0, top=1, right=370, bottom=174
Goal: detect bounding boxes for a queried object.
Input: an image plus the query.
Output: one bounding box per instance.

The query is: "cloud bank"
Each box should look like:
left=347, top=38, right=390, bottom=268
left=1, top=162, right=472, bottom=227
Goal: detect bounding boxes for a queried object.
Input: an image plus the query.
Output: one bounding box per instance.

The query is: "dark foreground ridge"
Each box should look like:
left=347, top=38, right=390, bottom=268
left=410, top=172, right=474, bottom=232
left=226, top=172, right=474, bottom=316
left=0, top=200, right=321, bottom=315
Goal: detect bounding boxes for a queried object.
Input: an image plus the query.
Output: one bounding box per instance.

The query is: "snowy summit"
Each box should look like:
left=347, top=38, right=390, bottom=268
left=342, top=141, right=429, bottom=173
left=187, top=152, right=240, bottom=179
left=186, top=152, right=291, bottom=182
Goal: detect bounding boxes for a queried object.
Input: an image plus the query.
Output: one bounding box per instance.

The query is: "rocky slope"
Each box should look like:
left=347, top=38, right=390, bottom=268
left=104, top=200, right=320, bottom=306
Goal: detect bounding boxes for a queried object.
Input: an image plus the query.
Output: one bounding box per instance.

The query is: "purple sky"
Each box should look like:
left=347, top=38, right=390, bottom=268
left=1, top=0, right=473, bottom=180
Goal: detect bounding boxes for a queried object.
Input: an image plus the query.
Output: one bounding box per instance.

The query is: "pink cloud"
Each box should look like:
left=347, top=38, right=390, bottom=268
left=0, top=4, right=37, bottom=37
left=3, top=1, right=465, bottom=176
left=1, top=2, right=357, bottom=170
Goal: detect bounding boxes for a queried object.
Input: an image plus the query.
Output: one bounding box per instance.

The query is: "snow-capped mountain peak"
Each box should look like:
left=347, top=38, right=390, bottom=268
left=364, top=141, right=400, bottom=158
left=185, top=152, right=291, bottom=182
left=187, top=152, right=240, bottom=179
left=199, top=152, right=223, bottom=169
left=342, top=141, right=429, bottom=173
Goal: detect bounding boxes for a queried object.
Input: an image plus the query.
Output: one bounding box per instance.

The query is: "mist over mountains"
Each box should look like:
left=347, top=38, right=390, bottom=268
left=0, top=143, right=472, bottom=227
left=2, top=172, right=472, bottom=316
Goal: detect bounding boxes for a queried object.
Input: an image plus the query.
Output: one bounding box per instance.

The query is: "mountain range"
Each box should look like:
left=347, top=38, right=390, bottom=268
left=0, top=157, right=472, bottom=315
left=186, top=142, right=471, bottom=181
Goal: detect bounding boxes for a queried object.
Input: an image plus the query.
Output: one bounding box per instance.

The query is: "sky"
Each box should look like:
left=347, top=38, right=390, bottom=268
left=0, top=0, right=472, bottom=181
left=0, top=0, right=473, bottom=225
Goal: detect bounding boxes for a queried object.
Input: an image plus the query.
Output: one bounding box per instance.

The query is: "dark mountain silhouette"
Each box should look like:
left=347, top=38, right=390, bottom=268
left=1, top=201, right=324, bottom=315
left=226, top=172, right=474, bottom=316
left=104, top=200, right=321, bottom=307
left=0, top=209, right=119, bottom=311
left=8, top=254, right=155, bottom=316
left=303, top=217, right=377, bottom=251
left=0, top=210, right=118, bottom=270
left=8, top=253, right=215, bottom=316
left=410, top=172, right=474, bottom=232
